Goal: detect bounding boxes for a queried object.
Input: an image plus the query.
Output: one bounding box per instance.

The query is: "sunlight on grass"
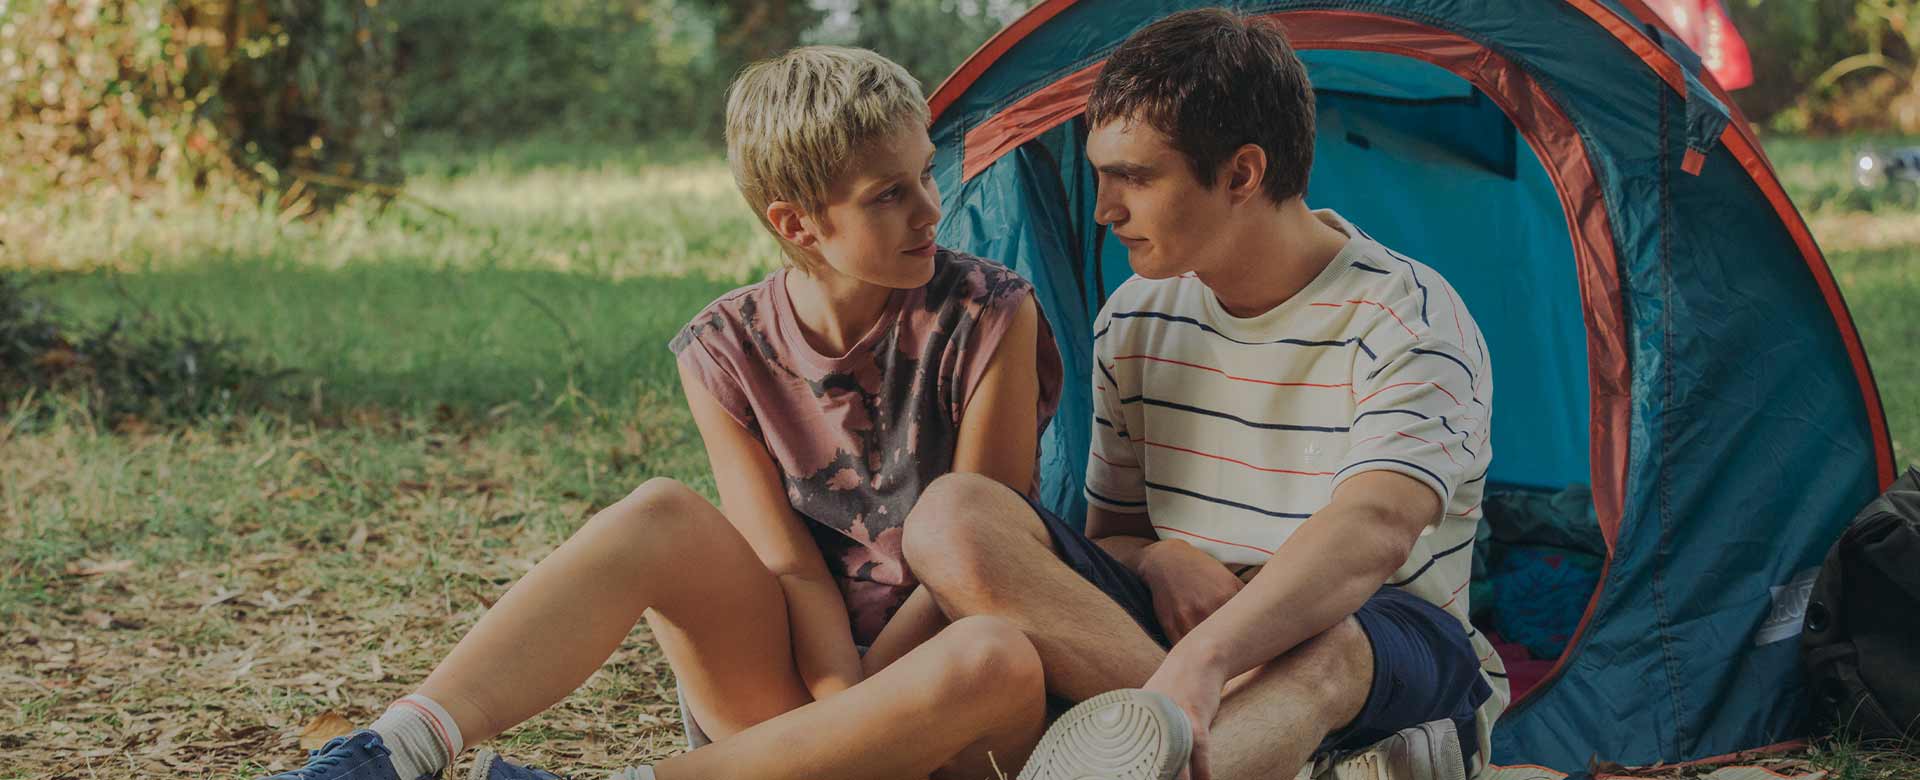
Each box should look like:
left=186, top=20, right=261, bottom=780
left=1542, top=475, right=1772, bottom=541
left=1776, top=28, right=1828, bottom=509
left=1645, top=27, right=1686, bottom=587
left=1, top=156, right=783, bottom=282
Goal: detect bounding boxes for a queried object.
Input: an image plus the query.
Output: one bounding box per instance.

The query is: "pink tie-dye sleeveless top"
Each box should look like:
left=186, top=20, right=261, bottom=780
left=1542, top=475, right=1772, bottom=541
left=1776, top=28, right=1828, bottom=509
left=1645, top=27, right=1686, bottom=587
left=670, top=249, right=1063, bottom=643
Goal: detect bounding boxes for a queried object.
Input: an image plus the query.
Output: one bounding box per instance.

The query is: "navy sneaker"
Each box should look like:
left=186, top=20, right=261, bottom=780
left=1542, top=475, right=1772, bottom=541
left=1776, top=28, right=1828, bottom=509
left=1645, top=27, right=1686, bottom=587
left=463, top=749, right=565, bottom=780
left=263, top=730, right=416, bottom=780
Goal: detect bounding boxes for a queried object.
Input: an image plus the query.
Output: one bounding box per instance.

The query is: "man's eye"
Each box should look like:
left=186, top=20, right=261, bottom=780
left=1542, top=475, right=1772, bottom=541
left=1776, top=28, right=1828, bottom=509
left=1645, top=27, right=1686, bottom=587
left=877, top=188, right=899, bottom=202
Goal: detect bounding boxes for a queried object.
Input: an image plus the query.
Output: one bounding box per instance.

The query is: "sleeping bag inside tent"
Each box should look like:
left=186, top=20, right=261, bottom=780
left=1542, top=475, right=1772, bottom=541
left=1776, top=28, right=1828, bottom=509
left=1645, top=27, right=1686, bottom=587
left=926, top=0, right=1896, bottom=773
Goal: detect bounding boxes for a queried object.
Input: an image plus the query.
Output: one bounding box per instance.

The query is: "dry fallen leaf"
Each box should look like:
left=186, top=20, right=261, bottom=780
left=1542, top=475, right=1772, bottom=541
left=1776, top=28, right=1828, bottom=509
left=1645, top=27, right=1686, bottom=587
left=82, top=610, right=113, bottom=629
left=66, top=559, right=136, bottom=577
left=297, top=711, right=355, bottom=751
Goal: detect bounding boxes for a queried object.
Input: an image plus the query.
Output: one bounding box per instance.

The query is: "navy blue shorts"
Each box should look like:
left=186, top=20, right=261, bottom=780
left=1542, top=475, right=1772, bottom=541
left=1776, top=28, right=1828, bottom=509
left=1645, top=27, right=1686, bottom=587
left=1022, top=490, right=1491, bottom=764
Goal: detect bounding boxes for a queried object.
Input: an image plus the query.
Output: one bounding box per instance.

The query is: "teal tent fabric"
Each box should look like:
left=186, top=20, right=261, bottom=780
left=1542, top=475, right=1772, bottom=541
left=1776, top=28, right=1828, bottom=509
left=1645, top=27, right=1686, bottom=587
left=929, top=0, right=1894, bottom=771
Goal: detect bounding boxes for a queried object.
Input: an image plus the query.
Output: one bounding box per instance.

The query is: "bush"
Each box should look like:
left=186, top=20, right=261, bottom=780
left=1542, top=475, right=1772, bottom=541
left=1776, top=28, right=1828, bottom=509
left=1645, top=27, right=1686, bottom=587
left=390, top=0, right=728, bottom=142
left=1, top=0, right=400, bottom=205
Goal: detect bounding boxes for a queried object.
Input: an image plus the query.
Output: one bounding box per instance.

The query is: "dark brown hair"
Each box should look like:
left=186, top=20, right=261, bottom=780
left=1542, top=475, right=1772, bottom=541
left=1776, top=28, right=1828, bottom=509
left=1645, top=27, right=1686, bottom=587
left=1087, top=9, right=1316, bottom=203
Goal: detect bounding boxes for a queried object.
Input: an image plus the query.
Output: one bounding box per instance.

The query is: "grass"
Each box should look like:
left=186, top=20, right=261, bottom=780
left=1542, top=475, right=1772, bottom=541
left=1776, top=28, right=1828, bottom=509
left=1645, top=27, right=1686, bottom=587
left=1, top=131, right=1916, bottom=778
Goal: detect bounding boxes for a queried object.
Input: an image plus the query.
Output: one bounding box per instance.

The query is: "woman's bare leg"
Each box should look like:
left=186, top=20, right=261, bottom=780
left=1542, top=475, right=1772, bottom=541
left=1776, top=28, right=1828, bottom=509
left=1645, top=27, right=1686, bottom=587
left=415, top=478, right=810, bottom=743
left=654, top=615, right=1047, bottom=780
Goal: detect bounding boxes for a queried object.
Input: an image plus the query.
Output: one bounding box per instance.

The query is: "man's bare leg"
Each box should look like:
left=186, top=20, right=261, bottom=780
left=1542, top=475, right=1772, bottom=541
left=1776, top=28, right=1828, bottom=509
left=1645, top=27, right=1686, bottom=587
left=653, top=615, right=1048, bottom=780
left=903, top=473, right=1165, bottom=700
left=1206, top=618, right=1374, bottom=780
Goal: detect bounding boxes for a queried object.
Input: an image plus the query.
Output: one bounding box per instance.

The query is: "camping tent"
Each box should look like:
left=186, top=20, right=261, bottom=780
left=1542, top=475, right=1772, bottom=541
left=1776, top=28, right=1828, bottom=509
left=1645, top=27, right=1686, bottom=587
left=925, top=0, right=1898, bottom=773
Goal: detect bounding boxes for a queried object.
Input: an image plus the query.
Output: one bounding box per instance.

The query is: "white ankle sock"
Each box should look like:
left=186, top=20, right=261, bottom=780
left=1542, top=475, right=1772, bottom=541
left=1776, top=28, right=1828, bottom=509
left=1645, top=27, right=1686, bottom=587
left=370, top=693, right=465, bottom=780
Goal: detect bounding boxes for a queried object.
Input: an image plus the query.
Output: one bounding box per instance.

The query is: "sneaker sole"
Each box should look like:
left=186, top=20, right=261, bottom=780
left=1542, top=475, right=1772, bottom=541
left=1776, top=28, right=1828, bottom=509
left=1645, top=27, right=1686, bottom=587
left=1320, top=719, right=1466, bottom=780
left=1017, top=689, right=1193, bottom=780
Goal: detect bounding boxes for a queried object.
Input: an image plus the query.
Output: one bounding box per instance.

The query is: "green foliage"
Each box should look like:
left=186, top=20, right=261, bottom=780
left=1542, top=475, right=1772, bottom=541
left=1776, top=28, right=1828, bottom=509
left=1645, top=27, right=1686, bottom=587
left=1732, top=0, right=1920, bottom=133
left=0, top=0, right=400, bottom=204
left=389, top=0, right=727, bottom=141
left=816, top=0, right=1028, bottom=92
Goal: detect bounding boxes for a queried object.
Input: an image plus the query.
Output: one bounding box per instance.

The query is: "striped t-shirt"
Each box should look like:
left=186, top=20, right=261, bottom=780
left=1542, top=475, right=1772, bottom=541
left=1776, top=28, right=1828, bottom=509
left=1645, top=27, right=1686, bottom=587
left=1084, top=209, right=1507, bottom=766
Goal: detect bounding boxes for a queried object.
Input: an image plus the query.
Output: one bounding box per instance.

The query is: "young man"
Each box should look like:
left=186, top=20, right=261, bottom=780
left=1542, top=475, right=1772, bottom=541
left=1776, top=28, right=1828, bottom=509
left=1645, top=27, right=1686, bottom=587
left=904, top=9, right=1506, bottom=780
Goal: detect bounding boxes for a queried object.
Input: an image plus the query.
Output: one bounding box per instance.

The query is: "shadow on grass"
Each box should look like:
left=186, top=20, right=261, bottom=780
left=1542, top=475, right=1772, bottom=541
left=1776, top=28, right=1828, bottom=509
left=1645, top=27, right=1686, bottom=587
left=20, top=261, right=744, bottom=421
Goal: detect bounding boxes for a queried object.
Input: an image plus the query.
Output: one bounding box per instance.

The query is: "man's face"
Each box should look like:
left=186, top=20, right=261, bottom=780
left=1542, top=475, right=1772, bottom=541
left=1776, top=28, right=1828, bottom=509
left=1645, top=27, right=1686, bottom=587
left=803, top=124, right=942, bottom=289
left=1086, top=117, right=1233, bottom=279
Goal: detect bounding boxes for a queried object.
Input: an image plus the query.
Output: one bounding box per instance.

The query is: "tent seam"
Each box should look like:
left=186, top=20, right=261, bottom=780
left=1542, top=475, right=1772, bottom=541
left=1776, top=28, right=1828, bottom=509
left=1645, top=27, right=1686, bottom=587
left=1652, top=85, right=1687, bottom=760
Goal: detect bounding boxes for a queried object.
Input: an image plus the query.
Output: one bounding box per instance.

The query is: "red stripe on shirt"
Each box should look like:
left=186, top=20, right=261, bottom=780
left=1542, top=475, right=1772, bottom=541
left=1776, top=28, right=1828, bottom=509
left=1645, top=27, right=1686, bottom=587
left=1144, top=439, right=1337, bottom=476
left=1309, top=299, right=1419, bottom=339
left=1089, top=450, right=1137, bottom=470
left=1112, top=355, right=1352, bottom=390
left=1397, top=431, right=1461, bottom=466
left=1357, top=380, right=1463, bottom=406
left=1152, top=524, right=1276, bottom=555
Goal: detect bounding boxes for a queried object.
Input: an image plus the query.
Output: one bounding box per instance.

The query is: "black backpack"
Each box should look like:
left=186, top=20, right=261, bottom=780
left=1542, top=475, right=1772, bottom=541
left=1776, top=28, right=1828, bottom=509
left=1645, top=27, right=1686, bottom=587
left=1802, top=466, right=1920, bottom=743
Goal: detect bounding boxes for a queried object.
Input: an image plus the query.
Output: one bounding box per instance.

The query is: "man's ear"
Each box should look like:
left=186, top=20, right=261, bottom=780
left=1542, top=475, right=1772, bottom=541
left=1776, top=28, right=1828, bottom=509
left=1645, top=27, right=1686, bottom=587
left=765, top=200, right=819, bottom=248
left=1224, top=144, right=1268, bottom=204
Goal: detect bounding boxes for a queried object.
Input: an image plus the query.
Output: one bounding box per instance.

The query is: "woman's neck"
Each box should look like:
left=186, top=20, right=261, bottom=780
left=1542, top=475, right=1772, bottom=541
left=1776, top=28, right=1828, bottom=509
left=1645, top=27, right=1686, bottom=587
left=784, top=264, right=896, bottom=359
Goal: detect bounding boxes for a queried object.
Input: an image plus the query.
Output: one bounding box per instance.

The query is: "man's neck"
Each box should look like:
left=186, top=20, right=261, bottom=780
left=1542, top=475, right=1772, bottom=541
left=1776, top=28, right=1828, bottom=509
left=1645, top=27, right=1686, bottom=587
left=1196, top=201, right=1351, bottom=319
left=785, top=264, right=894, bottom=358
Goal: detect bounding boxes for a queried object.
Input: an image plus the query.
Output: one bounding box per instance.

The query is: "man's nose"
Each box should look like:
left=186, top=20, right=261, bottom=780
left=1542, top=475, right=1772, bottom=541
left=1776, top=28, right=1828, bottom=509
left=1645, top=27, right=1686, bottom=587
left=1093, top=188, right=1123, bottom=226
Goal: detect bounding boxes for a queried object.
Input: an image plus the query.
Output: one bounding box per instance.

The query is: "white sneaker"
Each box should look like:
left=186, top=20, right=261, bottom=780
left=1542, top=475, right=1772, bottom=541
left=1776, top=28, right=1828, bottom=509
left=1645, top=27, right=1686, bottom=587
left=1017, top=689, right=1193, bottom=780
left=1301, top=719, right=1469, bottom=780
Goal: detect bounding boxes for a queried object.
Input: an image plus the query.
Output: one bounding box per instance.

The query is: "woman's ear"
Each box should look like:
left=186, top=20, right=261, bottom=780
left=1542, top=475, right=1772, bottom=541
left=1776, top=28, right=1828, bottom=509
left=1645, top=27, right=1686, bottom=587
left=765, top=200, right=818, bottom=248
left=1225, top=143, right=1268, bottom=204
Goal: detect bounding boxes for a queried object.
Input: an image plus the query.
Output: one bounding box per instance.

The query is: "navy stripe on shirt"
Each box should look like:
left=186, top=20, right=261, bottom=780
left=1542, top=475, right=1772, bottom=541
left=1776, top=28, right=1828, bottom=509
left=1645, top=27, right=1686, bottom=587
left=1382, top=245, right=1432, bottom=325
left=1098, top=360, right=1120, bottom=393
left=1086, top=486, right=1147, bottom=508
left=1118, top=395, right=1351, bottom=433
left=1352, top=261, right=1391, bottom=275
left=1351, top=409, right=1478, bottom=459
left=1106, top=310, right=1379, bottom=360
left=1145, top=480, right=1314, bottom=519
left=1386, top=535, right=1475, bottom=587
left=1334, top=457, right=1451, bottom=495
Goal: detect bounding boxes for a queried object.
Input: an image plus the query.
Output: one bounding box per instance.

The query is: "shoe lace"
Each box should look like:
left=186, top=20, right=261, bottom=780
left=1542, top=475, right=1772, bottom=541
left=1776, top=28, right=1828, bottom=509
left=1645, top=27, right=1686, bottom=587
left=278, top=736, right=357, bottom=779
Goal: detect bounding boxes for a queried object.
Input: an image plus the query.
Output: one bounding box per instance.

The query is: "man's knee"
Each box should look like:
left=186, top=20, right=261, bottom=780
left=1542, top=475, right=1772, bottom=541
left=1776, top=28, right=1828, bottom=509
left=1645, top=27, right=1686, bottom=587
left=902, top=473, right=1039, bottom=582
left=1288, top=617, right=1376, bottom=720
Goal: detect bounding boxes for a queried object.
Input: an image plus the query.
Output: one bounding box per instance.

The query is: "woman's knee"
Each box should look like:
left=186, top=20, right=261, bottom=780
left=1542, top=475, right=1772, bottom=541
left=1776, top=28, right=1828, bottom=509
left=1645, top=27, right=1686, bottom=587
left=577, top=478, right=721, bottom=560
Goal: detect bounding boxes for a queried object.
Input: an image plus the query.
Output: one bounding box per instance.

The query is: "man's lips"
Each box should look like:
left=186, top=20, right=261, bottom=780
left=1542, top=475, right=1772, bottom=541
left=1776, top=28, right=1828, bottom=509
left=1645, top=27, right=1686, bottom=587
left=904, top=240, right=936, bottom=257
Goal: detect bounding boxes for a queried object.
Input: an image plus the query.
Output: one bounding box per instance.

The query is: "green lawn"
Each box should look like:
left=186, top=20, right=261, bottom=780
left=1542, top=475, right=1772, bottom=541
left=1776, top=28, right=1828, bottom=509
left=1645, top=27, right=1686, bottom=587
left=1, top=133, right=1915, bottom=778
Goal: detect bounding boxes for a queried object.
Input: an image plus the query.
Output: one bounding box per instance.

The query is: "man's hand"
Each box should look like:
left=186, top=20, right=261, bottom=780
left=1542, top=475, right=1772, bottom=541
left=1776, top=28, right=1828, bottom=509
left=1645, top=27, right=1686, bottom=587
left=1144, top=652, right=1228, bottom=780
left=1140, top=539, right=1245, bottom=642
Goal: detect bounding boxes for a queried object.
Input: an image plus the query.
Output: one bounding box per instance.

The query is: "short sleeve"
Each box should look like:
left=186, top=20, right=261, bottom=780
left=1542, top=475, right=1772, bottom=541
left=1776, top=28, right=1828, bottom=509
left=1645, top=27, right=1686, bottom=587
left=1330, top=291, right=1487, bottom=507
left=670, top=320, right=758, bottom=435
left=1083, top=308, right=1148, bottom=513
left=949, top=265, right=1064, bottom=430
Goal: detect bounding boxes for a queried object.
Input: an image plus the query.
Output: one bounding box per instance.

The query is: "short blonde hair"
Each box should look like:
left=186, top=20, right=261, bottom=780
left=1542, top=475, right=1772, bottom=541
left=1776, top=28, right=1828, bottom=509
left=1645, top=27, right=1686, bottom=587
left=725, top=46, right=931, bottom=270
